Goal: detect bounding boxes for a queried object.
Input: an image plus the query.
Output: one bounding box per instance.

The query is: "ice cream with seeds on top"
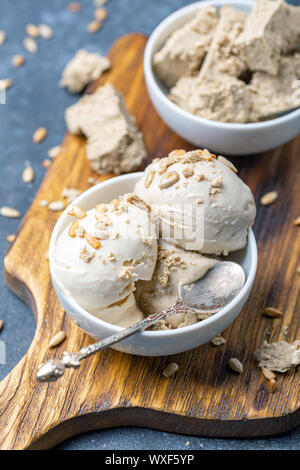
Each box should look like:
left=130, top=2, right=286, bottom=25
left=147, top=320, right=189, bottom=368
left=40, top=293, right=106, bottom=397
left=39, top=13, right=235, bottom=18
left=52, top=150, right=256, bottom=330
left=52, top=194, right=157, bottom=327
left=134, top=149, right=256, bottom=256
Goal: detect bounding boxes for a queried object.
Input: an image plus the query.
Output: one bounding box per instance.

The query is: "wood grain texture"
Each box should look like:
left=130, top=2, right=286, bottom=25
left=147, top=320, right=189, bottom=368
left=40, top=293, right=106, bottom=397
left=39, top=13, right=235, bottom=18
left=1, top=33, right=299, bottom=450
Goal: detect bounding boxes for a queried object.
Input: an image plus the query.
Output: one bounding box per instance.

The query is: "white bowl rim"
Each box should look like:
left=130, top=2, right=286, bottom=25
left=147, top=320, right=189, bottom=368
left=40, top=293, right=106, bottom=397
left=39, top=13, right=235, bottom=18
left=49, top=172, right=258, bottom=339
left=144, top=0, right=300, bottom=130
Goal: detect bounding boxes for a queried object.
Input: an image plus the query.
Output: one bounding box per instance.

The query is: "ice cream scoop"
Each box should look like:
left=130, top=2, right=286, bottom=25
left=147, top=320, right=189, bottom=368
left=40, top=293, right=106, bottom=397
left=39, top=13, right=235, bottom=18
left=52, top=194, right=157, bottom=326
left=134, top=149, right=256, bottom=255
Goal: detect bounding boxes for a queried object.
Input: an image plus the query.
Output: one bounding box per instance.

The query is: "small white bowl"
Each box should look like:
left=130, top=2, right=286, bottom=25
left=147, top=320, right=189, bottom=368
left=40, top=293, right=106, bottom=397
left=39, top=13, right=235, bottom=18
left=49, top=173, right=257, bottom=356
left=144, top=0, right=300, bottom=156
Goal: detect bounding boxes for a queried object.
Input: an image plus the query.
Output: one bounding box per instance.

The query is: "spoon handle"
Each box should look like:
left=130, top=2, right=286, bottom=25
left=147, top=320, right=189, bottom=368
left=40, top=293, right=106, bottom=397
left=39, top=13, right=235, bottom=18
left=36, top=300, right=198, bottom=382
left=36, top=310, right=168, bottom=382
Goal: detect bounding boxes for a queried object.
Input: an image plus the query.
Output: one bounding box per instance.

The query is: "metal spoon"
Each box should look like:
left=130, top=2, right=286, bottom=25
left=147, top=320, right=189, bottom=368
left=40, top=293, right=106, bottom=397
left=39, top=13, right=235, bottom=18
left=37, top=261, right=245, bottom=382
left=260, top=105, right=300, bottom=121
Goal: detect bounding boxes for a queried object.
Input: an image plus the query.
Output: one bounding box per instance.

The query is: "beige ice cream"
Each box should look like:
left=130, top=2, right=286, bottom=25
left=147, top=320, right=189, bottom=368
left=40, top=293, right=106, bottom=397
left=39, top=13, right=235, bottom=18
left=52, top=194, right=157, bottom=326
left=53, top=151, right=255, bottom=330
left=135, top=240, right=218, bottom=329
left=93, top=293, right=143, bottom=328
left=153, top=6, right=218, bottom=87
left=134, top=149, right=256, bottom=255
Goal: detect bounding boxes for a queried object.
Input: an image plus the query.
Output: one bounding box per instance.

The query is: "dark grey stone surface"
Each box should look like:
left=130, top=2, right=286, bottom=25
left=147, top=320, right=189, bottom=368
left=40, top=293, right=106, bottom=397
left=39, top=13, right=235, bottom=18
left=0, top=0, right=299, bottom=450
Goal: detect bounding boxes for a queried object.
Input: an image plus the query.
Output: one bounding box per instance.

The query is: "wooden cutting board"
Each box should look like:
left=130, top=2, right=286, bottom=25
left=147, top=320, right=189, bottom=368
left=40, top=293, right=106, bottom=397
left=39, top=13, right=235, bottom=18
left=0, top=33, right=299, bottom=450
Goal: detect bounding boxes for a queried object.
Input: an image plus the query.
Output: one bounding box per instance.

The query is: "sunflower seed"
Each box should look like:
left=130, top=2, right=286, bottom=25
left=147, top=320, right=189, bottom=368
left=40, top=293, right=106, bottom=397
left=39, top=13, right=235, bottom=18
left=6, top=234, right=16, bottom=243
left=69, top=219, right=79, bottom=238
left=68, top=205, right=87, bottom=219
left=68, top=2, right=81, bottom=12
left=61, top=188, right=81, bottom=203
left=144, top=170, right=155, bottom=188
left=94, top=7, right=107, bottom=21
left=294, top=216, right=300, bottom=226
left=0, top=78, right=13, bottom=90
left=33, top=127, right=47, bottom=143
left=163, top=362, right=179, bottom=378
left=48, top=330, right=66, bottom=348
left=26, top=24, right=39, bottom=38
left=159, top=171, right=179, bottom=189
left=169, top=149, right=186, bottom=157
left=87, top=20, right=102, bottom=33
left=39, top=199, right=48, bottom=207
left=85, top=233, right=101, bottom=249
left=0, top=30, right=6, bottom=46
left=22, top=164, right=35, bottom=183
left=38, top=24, right=53, bottom=39
left=48, top=145, right=61, bottom=159
left=260, top=191, right=278, bottom=206
left=42, top=158, right=51, bottom=168
left=0, top=206, right=21, bottom=218
left=23, top=36, right=38, bottom=53
left=48, top=200, right=65, bottom=212
left=267, top=379, right=276, bottom=393
left=263, top=307, right=283, bottom=318
left=261, top=366, right=276, bottom=381
left=228, top=357, right=243, bottom=373
left=217, top=155, right=238, bottom=173
left=12, top=54, right=26, bottom=67
left=211, top=335, right=226, bottom=346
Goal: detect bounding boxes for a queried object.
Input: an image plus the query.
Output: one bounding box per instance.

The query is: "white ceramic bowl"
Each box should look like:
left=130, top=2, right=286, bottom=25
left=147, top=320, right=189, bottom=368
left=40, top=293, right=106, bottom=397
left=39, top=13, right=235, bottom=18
left=49, top=173, right=257, bottom=356
left=144, top=0, right=300, bottom=156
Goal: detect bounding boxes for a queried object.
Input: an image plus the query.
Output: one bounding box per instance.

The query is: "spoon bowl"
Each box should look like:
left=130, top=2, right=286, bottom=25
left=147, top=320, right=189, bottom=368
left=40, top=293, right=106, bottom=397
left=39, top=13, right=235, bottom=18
left=179, top=262, right=246, bottom=314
